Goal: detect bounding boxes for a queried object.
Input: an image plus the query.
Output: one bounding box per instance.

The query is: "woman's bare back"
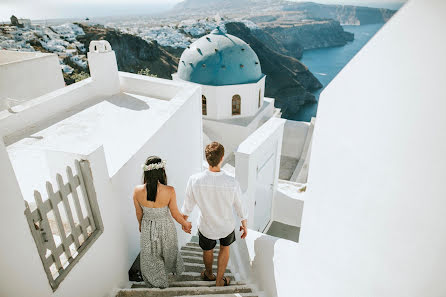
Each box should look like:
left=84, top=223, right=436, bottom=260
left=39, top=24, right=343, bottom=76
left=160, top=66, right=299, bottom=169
left=133, top=182, right=190, bottom=235
left=134, top=183, right=173, bottom=208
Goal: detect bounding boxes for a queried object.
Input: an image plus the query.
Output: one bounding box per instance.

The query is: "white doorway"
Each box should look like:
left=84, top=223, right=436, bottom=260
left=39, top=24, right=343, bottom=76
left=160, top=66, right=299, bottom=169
left=254, top=152, right=275, bottom=232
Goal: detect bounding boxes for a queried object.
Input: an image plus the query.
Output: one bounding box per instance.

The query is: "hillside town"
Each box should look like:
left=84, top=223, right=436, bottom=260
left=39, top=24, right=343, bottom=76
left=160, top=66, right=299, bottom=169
left=106, top=17, right=258, bottom=48
left=1, top=16, right=87, bottom=76
left=1, top=14, right=260, bottom=83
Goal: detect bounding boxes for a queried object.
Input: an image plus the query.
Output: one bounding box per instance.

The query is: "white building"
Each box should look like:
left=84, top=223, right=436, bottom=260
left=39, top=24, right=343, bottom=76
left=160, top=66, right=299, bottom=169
left=172, top=27, right=311, bottom=233
left=172, top=27, right=312, bottom=179
left=0, top=40, right=205, bottom=297
left=2, top=0, right=444, bottom=296
left=0, top=51, right=65, bottom=110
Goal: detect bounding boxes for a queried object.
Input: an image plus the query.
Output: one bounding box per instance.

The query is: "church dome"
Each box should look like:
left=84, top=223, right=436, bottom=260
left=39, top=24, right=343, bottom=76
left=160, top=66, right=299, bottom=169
left=177, top=27, right=263, bottom=86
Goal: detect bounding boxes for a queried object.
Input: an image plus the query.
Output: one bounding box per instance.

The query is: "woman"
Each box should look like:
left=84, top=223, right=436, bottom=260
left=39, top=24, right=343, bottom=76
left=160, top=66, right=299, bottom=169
left=133, top=156, right=191, bottom=288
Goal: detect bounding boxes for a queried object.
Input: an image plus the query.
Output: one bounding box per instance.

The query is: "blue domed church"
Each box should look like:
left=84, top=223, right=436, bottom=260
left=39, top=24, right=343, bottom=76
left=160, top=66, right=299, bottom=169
left=173, top=27, right=279, bottom=157
left=173, top=27, right=274, bottom=120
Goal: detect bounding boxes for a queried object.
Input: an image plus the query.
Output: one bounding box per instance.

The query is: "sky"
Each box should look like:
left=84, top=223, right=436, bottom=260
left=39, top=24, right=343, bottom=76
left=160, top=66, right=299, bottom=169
left=0, top=0, right=406, bottom=22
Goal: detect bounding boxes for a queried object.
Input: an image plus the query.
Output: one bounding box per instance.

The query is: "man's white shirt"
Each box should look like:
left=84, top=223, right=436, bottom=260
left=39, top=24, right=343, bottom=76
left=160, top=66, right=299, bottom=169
left=181, top=169, right=248, bottom=240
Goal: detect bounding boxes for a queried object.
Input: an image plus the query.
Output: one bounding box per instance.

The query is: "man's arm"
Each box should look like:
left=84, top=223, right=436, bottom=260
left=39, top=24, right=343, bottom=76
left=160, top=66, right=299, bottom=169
left=239, top=219, right=248, bottom=239
left=181, top=178, right=196, bottom=221
left=234, top=182, right=248, bottom=239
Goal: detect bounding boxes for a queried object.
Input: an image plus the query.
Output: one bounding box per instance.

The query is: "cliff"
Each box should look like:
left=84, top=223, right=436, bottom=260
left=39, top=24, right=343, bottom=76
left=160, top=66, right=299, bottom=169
left=76, top=24, right=179, bottom=79
left=283, top=2, right=396, bottom=25
left=171, top=0, right=396, bottom=26
left=255, top=20, right=354, bottom=59
left=225, top=22, right=322, bottom=118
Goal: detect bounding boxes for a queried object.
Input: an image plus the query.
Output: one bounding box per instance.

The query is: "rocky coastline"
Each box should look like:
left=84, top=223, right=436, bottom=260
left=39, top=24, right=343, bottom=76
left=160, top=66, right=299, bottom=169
left=255, top=20, right=354, bottom=59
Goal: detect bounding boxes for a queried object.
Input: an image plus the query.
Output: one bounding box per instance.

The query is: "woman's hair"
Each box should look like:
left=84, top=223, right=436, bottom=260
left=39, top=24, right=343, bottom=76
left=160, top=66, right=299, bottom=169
left=143, top=156, right=167, bottom=202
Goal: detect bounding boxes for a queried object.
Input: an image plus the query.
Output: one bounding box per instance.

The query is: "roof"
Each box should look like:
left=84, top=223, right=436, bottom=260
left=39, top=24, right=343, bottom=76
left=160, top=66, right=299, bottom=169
left=177, top=27, right=263, bottom=86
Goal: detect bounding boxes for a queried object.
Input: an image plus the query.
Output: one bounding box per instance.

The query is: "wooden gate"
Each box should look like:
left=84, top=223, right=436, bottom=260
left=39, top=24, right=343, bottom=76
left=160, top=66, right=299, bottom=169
left=24, top=159, right=103, bottom=291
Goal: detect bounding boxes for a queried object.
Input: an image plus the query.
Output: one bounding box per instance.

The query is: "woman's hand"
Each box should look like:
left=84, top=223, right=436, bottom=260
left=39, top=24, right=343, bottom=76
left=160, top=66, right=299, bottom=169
left=182, top=221, right=192, bottom=234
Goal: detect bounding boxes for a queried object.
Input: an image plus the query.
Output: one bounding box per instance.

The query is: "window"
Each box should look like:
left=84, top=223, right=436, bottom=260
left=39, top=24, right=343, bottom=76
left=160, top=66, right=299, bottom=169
left=24, top=160, right=103, bottom=291
left=258, top=89, right=261, bottom=108
left=202, top=95, right=207, bottom=115
left=232, top=94, right=241, bottom=115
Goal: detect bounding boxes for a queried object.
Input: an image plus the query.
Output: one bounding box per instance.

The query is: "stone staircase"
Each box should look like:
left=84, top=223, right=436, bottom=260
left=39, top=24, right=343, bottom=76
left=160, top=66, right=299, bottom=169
left=115, top=237, right=261, bottom=297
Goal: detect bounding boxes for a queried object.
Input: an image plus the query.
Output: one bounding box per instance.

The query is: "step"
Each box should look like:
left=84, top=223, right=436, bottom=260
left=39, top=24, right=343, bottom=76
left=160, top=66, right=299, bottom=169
left=175, top=293, right=259, bottom=297
left=181, top=246, right=220, bottom=253
left=168, top=272, right=235, bottom=282
left=131, top=281, right=246, bottom=288
left=116, top=285, right=253, bottom=297
left=182, top=256, right=217, bottom=265
left=185, top=242, right=220, bottom=249
left=185, top=263, right=230, bottom=274
left=181, top=250, right=221, bottom=258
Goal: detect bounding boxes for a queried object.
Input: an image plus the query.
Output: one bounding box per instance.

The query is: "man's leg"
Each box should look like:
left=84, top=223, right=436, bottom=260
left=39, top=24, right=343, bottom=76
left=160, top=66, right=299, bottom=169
left=216, top=230, right=236, bottom=286
left=216, top=245, right=230, bottom=286
left=199, top=230, right=216, bottom=280
left=203, top=249, right=214, bottom=278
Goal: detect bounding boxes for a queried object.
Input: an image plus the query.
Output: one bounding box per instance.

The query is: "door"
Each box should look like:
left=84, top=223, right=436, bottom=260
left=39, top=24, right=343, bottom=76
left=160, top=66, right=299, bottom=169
left=253, top=153, right=275, bottom=232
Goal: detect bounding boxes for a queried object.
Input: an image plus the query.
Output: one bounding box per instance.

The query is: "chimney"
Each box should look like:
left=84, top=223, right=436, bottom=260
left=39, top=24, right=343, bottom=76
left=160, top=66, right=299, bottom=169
left=87, top=40, right=120, bottom=96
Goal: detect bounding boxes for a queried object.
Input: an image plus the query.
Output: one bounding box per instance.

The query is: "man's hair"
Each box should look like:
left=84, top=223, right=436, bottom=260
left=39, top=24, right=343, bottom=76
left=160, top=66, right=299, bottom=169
left=205, top=142, right=225, bottom=167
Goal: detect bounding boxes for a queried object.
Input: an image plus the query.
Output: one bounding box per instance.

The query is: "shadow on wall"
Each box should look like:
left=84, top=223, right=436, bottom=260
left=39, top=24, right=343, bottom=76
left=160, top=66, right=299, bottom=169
left=252, top=234, right=279, bottom=297
left=107, top=93, right=150, bottom=111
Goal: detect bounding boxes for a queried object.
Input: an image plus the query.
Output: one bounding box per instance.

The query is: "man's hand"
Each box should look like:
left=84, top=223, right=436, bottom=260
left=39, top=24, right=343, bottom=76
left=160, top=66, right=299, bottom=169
left=240, top=219, right=248, bottom=239
left=182, top=221, right=192, bottom=234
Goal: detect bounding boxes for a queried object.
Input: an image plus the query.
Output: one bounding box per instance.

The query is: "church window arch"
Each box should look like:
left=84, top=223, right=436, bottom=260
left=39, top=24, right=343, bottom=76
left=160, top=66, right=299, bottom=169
left=258, top=89, right=261, bottom=108
left=202, top=95, right=207, bottom=115
left=232, top=95, right=241, bottom=115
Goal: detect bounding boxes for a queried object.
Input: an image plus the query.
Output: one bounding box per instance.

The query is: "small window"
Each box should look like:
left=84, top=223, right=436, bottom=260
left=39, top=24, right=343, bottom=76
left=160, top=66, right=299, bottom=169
left=232, top=95, right=241, bottom=115
left=258, top=89, right=261, bottom=108
left=202, top=95, right=207, bottom=115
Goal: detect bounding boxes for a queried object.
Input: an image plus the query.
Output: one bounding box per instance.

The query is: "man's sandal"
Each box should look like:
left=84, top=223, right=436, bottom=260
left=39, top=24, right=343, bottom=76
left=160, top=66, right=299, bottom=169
left=201, top=270, right=216, bottom=281
left=216, top=276, right=231, bottom=286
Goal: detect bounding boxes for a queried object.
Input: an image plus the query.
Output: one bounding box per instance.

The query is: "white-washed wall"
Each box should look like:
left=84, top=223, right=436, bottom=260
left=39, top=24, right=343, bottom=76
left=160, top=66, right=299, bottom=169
left=0, top=51, right=65, bottom=111
left=203, top=98, right=275, bottom=158
left=0, top=140, right=51, bottom=296
left=235, top=117, right=286, bottom=229
left=0, top=69, right=202, bottom=297
left=293, top=1, right=446, bottom=296
left=281, top=120, right=310, bottom=159
left=173, top=74, right=266, bottom=120
left=243, top=230, right=300, bottom=297
left=0, top=145, right=129, bottom=297
left=110, top=82, right=203, bottom=264
left=272, top=185, right=304, bottom=227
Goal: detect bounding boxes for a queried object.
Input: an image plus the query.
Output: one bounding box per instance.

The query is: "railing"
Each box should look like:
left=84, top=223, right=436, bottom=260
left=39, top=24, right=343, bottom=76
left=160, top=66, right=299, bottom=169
left=24, top=160, right=103, bottom=291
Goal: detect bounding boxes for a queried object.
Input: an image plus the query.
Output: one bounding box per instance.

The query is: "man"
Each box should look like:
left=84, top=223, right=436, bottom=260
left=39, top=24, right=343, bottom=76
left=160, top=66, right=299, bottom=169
left=181, top=142, right=248, bottom=286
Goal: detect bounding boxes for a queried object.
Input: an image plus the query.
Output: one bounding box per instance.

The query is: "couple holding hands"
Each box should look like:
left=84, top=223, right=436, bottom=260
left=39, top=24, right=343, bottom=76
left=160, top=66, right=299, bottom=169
left=133, top=142, right=248, bottom=288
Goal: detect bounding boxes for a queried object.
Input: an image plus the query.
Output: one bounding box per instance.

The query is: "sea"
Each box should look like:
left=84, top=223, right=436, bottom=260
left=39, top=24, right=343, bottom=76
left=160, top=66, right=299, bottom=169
left=295, top=23, right=384, bottom=121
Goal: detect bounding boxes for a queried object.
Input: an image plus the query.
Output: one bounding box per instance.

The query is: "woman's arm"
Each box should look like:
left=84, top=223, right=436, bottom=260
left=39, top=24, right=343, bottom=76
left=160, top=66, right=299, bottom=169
left=133, top=189, right=143, bottom=232
left=168, top=188, right=192, bottom=233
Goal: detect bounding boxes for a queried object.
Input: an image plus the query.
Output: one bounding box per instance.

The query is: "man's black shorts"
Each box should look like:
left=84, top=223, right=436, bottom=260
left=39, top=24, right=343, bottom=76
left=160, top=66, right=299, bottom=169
left=198, top=229, right=236, bottom=251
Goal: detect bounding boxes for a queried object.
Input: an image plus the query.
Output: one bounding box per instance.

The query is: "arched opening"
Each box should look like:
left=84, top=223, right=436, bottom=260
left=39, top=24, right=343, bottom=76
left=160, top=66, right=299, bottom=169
left=202, top=95, right=207, bottom=115
left=232, top=95, right=241, bottom=116
left=258, top=89, right=261, bottom=108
